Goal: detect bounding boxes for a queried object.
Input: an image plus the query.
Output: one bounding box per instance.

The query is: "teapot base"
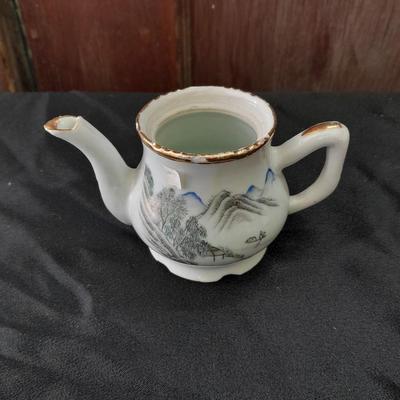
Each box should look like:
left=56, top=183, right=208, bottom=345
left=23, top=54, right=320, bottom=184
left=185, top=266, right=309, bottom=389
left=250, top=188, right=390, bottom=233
left=149, top=248, right=267, bottom=283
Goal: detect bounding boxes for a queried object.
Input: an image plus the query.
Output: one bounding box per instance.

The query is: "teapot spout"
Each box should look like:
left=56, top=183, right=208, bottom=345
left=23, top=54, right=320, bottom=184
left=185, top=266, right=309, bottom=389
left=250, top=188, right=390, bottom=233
left=44, top=116, right=135, bottom=224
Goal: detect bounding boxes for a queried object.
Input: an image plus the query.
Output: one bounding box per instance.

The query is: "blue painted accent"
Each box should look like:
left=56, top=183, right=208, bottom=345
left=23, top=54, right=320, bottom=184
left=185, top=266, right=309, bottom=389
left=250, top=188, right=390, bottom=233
left=183, top=191, right=205, bottom=205
left=265, top=168, right=275, bottom=183
left=246, top=185, right=256, bottom=194
left=246, top=169, right=275, bottom=193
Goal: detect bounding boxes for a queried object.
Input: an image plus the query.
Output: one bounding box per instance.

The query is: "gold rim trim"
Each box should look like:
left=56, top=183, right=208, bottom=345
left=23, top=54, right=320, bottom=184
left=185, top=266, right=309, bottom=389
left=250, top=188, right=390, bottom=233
left=135, top=89, right=277, bottom=164
left=44, top=115, right=78, bottom=131
left=301, top=121, right=343, bottom=136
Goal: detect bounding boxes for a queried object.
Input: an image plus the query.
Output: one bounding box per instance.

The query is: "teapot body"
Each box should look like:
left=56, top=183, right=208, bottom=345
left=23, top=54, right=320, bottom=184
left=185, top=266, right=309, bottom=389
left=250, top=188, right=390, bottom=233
left=128, top=144, right=289, bottom=266
left=45, top=86, right=349, bottom=282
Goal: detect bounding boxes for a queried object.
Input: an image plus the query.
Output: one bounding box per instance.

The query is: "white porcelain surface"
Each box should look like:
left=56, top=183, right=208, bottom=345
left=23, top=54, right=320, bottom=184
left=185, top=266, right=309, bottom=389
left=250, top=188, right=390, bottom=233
left=138, top=86, right=275, bottom=145
left=44, top=86, right=349, bottom=282
left=150, top=248, right=267, bottom=283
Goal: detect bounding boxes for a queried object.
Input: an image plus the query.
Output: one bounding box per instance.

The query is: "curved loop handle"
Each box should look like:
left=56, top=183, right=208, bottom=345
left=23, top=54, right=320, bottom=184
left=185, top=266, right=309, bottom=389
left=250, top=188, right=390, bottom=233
left=272, top=121, right=349, bottom=214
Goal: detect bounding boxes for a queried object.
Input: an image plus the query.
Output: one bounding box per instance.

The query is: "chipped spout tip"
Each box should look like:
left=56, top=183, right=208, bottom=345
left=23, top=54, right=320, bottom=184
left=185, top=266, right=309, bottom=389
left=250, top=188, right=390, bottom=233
left=44, top=115, right=79, bottom=133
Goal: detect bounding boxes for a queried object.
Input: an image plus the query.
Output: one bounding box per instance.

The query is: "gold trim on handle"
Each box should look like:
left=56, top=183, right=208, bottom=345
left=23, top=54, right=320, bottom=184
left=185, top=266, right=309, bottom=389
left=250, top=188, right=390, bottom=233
left=301, top=121, right=343, bottom=137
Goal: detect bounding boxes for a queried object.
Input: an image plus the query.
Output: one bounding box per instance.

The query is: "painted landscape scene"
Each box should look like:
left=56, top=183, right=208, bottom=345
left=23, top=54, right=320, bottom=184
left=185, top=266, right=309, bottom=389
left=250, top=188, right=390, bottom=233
left=139, top=165, right=279, bottom=265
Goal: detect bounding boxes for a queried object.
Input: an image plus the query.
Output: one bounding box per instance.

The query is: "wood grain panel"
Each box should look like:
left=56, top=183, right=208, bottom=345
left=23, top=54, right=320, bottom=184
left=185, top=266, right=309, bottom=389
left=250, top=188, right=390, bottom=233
left=0, top=0, right=34, bottom=91
left=191, top=0, right=400, bottom=91
left=177, top=0, right=192, bottom=87
left=18, top=0, right=180, bottom=91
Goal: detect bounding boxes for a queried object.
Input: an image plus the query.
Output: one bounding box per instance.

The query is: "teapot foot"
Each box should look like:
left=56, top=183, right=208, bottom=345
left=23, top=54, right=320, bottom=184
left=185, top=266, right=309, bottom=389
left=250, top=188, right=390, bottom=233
left=149, top=248, right=267, bottom=283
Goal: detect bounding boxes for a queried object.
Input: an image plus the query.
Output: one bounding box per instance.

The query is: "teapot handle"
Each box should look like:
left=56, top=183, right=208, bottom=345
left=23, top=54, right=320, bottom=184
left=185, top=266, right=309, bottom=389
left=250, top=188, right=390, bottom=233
left=272, top=121, right=349, bottom=214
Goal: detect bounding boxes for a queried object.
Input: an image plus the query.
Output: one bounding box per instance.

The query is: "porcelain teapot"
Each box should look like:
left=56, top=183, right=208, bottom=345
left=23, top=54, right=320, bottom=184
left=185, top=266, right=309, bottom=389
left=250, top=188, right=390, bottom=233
left=44, top=86, right=349, bottom=282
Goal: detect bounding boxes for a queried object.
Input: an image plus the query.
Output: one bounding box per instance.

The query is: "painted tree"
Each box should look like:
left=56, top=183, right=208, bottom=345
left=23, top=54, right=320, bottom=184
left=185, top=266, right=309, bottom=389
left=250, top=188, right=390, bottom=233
left=157, top=187, right=187, bottom=235
left=144, top=165, right=154, bottom=197
left=178, top=216, right=207, bottom=260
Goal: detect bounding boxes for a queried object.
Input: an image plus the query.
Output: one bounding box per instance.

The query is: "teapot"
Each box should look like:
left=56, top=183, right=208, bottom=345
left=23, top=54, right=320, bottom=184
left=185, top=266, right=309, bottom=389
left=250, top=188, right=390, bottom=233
left=44, top=86, right=349, bottom=282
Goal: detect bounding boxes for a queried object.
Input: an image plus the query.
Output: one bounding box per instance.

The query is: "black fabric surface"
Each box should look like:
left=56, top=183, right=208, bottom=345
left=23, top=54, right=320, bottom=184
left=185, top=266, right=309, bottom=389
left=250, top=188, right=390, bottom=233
left=0, top=92, right=399, bottom=400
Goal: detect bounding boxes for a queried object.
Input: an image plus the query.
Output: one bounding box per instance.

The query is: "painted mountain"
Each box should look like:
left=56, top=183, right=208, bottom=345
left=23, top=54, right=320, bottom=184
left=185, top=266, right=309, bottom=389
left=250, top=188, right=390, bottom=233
left=182, top=192, right=206, bottom=214
left=246, top=168, right=276, bottom=200
left=139, top=165, right=279, bottom=264
left=196, top=168, right=278, bottom=246
left=198, top=191, right=277, bottom=233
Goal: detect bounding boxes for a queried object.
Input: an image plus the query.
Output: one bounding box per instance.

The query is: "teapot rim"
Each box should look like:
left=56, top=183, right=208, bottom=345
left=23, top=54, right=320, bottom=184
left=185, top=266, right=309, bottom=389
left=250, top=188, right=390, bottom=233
left=135, top=86, right=276, bottom=164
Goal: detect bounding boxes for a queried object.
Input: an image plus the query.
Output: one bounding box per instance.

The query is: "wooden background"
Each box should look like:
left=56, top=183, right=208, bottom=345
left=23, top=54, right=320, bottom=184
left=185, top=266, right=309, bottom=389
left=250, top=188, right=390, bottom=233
left=1, top=0, right=400, bottom=92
